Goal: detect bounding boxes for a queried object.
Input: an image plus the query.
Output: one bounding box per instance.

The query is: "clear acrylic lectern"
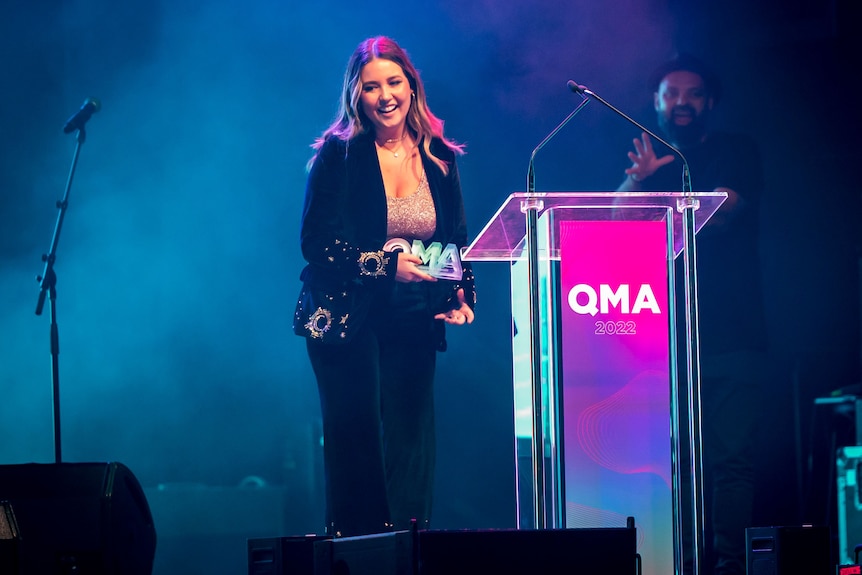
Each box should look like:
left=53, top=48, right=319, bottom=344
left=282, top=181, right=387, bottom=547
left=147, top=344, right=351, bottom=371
left=461, top=191, right=726, bottom=575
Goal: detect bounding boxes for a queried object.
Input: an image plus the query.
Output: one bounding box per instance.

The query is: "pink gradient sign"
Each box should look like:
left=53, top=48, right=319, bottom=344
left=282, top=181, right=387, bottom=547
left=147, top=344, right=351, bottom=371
left=559, top=219, right=674, bottom=575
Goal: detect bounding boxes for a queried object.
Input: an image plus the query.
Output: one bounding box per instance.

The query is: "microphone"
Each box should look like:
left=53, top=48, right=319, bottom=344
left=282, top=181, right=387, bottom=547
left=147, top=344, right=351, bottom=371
left=527, top=86, right=590, bottom=193
left=63, top=98, right=101, bottom=134
left=565, top=80, right=585, bottom=95
left=567, top=80, right=691, bottom=192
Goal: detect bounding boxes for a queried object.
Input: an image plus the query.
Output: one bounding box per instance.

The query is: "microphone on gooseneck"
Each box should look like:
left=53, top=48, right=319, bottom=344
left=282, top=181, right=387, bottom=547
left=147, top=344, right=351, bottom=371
left=566, top=80, right=691, bottom=193
left=526, top=85, right=590, bottom=193
left=63, top=98, right=101, bottom=134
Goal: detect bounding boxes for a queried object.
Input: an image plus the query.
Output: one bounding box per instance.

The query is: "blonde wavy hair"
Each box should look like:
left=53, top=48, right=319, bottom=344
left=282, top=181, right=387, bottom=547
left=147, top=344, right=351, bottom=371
left=311, top=36, right=464, bottom=174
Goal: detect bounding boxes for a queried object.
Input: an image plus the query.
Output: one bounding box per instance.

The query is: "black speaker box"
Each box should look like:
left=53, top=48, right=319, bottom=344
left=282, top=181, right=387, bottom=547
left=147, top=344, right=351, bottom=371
left=0, top=500, right=21, bottom=574
left=249, top=525, right=638, bottom=575
left=0, top=462, right=156, bottom=575
left=746, top=525, right=831, bottom=575
left=416, top=527, right=636, bottom=574
left=249, top=534, right=334, bottom=575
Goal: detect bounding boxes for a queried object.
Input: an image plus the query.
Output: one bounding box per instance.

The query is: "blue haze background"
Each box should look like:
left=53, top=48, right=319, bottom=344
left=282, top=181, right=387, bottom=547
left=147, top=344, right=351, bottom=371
left=1, top=0, right=859, bottom=572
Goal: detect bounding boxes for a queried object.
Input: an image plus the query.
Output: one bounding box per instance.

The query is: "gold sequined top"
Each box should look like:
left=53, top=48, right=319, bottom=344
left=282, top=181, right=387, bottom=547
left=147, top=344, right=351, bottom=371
left=386, top=171, right=436, bottom=241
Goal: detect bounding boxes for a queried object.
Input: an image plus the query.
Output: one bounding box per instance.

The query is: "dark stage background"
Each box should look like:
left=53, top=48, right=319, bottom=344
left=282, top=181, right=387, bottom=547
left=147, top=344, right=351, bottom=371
left=1, top=0, right=860, bottom=572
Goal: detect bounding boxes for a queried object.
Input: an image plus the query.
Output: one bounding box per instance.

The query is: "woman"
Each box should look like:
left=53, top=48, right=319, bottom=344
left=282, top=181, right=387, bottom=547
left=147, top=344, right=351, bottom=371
left=293, top=36, right=476, bottom=537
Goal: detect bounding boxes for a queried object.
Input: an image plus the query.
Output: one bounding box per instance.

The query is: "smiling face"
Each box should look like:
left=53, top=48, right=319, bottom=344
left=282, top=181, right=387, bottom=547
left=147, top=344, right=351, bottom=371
left=358, top=58, right=413, bottom=140
left=654, top=69, right=714, bottom=147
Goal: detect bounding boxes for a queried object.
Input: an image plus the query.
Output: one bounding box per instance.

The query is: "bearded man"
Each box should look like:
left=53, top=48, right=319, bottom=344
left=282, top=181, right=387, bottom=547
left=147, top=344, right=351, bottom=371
left=617, top=53, right=770, bottom=575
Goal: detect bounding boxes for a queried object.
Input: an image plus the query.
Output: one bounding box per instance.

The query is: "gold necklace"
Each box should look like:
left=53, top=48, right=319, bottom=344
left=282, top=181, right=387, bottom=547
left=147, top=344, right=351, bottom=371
left=378, top=135, right=406, bottom=158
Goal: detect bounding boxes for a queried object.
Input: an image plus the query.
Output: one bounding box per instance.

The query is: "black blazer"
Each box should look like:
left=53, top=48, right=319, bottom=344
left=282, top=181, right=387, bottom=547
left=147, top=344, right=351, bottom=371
left=293, top=132, right=476, bottom=348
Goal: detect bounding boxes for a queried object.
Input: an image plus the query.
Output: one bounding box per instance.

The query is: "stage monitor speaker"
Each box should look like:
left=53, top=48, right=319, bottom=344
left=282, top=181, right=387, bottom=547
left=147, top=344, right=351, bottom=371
left=0, top=462, right=157, bottom=575
left=249, top=525, right=638, bottom=575
left=746, top=525, right=831, bottom=575
left=249, top=534, right=333, bottom=575
left=416, top=526, right=637, bottom=574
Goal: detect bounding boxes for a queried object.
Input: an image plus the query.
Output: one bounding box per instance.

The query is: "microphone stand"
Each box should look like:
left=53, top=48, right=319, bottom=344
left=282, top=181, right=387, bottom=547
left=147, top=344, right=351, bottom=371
left=522, top=92, right=589, bottom=530
left=35, top=125, right=88, bottom=464
left=570, top=81, right=705, bottom=575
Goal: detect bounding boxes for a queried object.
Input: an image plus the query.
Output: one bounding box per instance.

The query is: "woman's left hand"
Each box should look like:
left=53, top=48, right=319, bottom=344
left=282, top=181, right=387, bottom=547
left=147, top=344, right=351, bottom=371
left=434, top=288, right=475, bottom=325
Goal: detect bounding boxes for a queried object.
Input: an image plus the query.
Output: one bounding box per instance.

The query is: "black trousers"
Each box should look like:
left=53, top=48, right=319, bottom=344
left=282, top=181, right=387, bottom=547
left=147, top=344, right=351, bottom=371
left=306, top=287, right=438, bottom=537
left=679, top=349, right=767, bottom=575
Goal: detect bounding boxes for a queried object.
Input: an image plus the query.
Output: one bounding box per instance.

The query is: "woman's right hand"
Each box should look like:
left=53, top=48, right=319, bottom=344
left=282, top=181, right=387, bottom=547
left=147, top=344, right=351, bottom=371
left=395, top=252, right=437, bottom=283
